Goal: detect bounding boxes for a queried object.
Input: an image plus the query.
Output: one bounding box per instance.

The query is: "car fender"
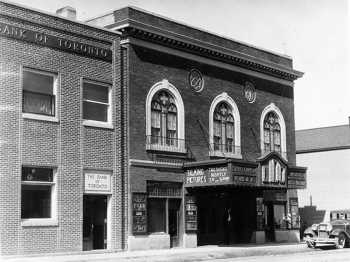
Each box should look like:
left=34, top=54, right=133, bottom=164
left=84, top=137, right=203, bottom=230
left=304, top=227, right=316, bottom=237
left=330, top=228, right=350, bottom=239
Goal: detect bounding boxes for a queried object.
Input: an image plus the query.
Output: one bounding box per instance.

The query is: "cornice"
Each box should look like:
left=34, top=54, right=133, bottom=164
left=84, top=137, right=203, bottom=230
left=116, top=20, right=303, bottom=82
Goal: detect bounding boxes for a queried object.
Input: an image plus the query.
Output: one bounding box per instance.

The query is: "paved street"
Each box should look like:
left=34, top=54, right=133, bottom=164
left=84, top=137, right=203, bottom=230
left=203, top=248, right=350, bottom=262
left=4, top=243, right=346, bottom=262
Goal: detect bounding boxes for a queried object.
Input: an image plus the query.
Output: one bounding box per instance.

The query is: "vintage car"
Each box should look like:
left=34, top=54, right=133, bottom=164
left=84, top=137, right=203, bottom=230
left=304, top=210, right=350, bottom=249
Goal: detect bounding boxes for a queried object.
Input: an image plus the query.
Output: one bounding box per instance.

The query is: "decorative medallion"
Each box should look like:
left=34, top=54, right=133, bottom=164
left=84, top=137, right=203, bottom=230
left=244, top=81, right=256, bottom=103
left=188, top=69, right=204, bottom=92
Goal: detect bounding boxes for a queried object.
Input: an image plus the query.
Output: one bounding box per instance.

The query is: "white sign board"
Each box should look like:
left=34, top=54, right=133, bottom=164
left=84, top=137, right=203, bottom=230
left=84, top=172, right=111, bottom=194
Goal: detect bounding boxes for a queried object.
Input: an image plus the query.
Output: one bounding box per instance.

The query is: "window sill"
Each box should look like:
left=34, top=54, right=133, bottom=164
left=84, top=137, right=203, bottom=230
left=209, top=151, right=242, bottom=159
left=21, top=218, right=58, bottom=227
left=23, top=113, right=58, bottom=123
left=83, top=120, right=113, bottom=129
left=146, top=144, right=187, bottom=154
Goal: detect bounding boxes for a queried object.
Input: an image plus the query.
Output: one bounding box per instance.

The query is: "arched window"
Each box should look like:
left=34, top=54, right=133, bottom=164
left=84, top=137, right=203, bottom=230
left=213, top=102, right=235, bottom=153
left=263, top=111, right=281, bottom=154
left=151, top=91, right=177, bottom=146
left=209, top=92, right=241, bottom=158
left=260, top=103, right=286, bottom=159
left=146, top=80, right=185, bottom=153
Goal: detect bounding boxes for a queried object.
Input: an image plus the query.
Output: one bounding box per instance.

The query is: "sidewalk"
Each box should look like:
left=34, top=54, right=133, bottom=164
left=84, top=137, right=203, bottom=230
left=2, top=243, right=311, bottom=262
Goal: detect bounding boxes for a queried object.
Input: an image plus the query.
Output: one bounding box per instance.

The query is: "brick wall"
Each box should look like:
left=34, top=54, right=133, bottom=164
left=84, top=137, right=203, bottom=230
left=127, top=45, right=296, bottom=193
left=0, top=3, right=123, bottom=255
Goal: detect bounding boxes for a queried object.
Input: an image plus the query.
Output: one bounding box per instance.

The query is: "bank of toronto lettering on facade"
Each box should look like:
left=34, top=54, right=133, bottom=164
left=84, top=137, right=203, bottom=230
left=0, top=1, right=306, bottom=256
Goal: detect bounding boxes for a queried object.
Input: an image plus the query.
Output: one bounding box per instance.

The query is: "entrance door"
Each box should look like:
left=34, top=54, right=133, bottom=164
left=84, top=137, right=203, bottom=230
left=265, top=203, right=275, bottom=242
left=168, top=199, right=181, bottom=248
left=83, top=195, right=107, bottom=250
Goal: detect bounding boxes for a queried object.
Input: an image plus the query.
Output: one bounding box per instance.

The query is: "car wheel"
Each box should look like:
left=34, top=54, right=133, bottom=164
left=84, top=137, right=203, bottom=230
left=336, top=233, right=347, bottom=249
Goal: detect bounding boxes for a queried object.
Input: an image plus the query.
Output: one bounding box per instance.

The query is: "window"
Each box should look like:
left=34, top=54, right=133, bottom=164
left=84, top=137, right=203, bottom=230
left=213, top=102, right=235, bottom=153
left=148, top=198, right=166, bottom=233
left=22, top=68, right=57, bottom=119
left=262, top=159, right=286, bottom=185
left=260, top=104, right=286, bottom=159
left=273, top=204, right=286, bottom=229
left=21, top=167, right=55, bottom=219
left=146, top=80, right=185, bottom=153
left=263, top=112, right=281, bottom=154
left=209, top=92, right=241, bottom=158
left=82, top=80, right=112, bottom=127
left=150, top=91, right=177, bottom=146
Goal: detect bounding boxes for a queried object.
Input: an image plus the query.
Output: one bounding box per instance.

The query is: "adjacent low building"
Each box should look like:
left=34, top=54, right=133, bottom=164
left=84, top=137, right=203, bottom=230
left=296, top=120, right=350, bottom=218
left=0, top=0, right=306, bottom=256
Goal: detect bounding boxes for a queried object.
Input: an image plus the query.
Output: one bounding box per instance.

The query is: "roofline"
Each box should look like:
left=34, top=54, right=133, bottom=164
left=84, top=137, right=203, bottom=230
left=0, top=0, right=121, bottom=36
left=86, top=5, right=293, bottom=60
left=296, top=124, right=350, bottom=132
left=296, top=145, right=350, bottom=154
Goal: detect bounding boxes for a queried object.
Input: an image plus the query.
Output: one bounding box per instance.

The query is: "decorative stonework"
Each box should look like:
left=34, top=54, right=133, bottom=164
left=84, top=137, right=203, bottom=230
left=244, top=81, right=256, bottom=103
left=122, top=27, right=303, bottom=81
left=188, top=69, right=204, bottom=92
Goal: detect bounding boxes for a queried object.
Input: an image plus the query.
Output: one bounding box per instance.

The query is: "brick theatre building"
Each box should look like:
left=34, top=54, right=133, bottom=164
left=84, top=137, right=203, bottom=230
left=0, top=1, right=307, bottom=256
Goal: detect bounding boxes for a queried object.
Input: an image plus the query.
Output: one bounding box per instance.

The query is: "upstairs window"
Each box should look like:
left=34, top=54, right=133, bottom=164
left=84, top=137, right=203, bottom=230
left=213, top=102, right=235, bottom=153
left=263, top=112, right=281, bottom=154
left=22, top=68, right=57, bottom=117
left=209, top=92, right=241, bottom=158
left=146, top=80, right=185, bottom=153
left=150, top=91, right=177, bottom=146
left=83, top=80, right=111, bottom=125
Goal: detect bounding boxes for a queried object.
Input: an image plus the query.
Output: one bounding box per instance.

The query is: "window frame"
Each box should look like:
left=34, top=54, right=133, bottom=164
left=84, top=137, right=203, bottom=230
left=82, top=79, right=113, bottom=129
left=145, top=80, right=185, bottom=153
left=260, top=104, right=287, bottom=160
left=209, top=92, right=241, bottom=158
left=21, top=166, right=58, bottom=227
left=22, top=67, right=59, bottom=122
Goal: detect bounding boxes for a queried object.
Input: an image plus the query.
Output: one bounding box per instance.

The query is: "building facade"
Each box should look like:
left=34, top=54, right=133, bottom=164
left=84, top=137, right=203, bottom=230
left=89, top=7, right=307, bottom=250
left=0, top=1, right=125, bottom=255
left=296, top=120, right=350, bottom=221
left=1, top=1, right=306, bottom=256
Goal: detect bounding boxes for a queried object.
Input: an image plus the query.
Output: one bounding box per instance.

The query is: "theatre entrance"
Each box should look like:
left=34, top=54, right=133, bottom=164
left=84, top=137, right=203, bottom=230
left=83, top=195, right=107, bottom=251
left=195, top=187, right=257, bottom=245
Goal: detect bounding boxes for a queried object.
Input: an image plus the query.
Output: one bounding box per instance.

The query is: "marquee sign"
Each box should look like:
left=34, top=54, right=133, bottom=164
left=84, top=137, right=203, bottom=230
left=0, top=22, right=112, bottom=62
left=232, top=165, right=257, bottom=186
left=184, top=162, right=257, bottom=187
left=185, top=166, right=231, bottom=186
left=287, top=168, right=307, bottom=189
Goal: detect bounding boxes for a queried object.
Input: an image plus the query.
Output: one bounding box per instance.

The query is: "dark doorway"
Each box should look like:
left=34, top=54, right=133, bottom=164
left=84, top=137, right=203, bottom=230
left=169, top=199, right=181, bottom=248
left=196, top=188, right=256, bottom=245
left=83, top=195, right=107, bottom=250
left=265, top=203, right=275, bottom=242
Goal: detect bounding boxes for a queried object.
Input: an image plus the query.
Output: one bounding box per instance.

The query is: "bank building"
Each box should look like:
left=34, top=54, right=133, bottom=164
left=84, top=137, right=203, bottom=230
left=0, top=1, right=307, bottom=256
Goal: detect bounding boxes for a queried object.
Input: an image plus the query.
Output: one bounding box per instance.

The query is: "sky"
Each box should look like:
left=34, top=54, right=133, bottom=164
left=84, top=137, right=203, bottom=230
left=7, top=0, right=350, bottom=130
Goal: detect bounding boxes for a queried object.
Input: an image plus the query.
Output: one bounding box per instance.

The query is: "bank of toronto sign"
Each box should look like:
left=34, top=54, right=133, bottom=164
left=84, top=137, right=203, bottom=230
left=0, top=22, right=112, bottom=62
left=84, top=172, right=112, bottom=194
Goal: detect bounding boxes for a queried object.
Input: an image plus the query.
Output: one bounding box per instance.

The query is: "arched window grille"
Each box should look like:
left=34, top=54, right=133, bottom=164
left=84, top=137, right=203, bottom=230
left=213, top=102, right=235, bottom=153
left=150, top=91, right=178, bottom=146
left=263, top=111, right=281, bottom=154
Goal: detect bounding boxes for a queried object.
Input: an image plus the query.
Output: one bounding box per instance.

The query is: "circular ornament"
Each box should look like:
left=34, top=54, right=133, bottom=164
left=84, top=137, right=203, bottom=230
left=244, top=81, right=256, bottom=103
left=188, top=69, right=204, bottom=92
